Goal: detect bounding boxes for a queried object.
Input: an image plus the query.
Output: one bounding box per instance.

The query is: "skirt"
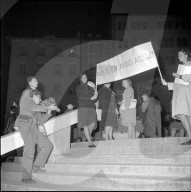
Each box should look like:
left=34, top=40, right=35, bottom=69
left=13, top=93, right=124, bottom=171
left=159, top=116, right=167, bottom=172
left=120, top=108, right=136, bottom=124
left=172, top=84, right=191, bottom=118
left=78, top=108, right=97, bottom=128
left=100, top=111, right=118, bottom=131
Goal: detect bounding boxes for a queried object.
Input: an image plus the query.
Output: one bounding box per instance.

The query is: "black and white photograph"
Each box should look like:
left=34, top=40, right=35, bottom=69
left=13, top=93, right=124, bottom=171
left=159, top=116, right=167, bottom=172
left=1, top=0, right=191, bottom=190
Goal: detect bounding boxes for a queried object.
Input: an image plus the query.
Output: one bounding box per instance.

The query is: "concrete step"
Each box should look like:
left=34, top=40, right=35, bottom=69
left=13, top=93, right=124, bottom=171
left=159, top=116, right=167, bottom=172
left=2, top=162, right=189, bottom=178
left=71, top=137, right=189, bottom=148
left=54, top=153, right=191, bottom=165
left=1, top=178, right=104, bottom=191
left=14, top=152, right=191, bottom=165
left=67, top=145, right=191, bottom=155
left=45, top=163, right=190, bottom=178
left=1, top=171, right=190, bottom=191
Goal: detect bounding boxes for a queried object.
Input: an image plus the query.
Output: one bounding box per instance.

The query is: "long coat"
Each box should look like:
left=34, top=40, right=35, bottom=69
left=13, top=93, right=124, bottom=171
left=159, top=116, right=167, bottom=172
left=98, top=86, right=118, bottom=130
left=143, top=97, right=162, bottom=137
left=120, top=86, right=136, bottom=124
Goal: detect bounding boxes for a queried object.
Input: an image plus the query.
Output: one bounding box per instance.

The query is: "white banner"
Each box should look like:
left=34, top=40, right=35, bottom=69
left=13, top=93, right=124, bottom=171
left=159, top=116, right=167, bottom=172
left=96, top=42, right=159, bottom=85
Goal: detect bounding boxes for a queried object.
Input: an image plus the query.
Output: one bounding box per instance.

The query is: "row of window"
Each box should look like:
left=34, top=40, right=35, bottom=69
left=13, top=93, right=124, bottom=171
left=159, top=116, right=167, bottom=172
left=18, top=34, right=189, bottom=58
left=118, top=21, right=147, bottom=31
left=116, top=37, right=189, bottom=49
left=117, top=20, right=190, bottom=31
left=18, top=54, right=179, bottom=78
left=18, top=46, right=76, bottom=57
left=17, top=63, right=78, bottom=76
left=20, top=60, right=98, bottom=74
left=115, top=38, right=189, bottom=50
left=19, top=44, right=102, bottom=57
left=159, top=37, right=189, bottom=48
left=17, top=40, right=189, bottom=75
left=157, top=20, right=188, bottom=30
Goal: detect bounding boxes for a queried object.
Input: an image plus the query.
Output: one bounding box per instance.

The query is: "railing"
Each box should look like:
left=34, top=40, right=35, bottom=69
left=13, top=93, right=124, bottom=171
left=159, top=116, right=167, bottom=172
left=1, top=110, right=78, bottom=162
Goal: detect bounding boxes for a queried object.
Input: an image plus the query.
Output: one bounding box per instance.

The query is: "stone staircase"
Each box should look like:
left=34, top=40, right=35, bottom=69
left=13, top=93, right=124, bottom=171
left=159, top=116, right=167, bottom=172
left=1, top=137, right=191, bottom=191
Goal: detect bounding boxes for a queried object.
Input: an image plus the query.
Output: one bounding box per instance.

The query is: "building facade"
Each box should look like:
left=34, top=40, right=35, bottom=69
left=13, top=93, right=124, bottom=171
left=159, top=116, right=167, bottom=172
left=6, top=15, right=191, bottom=117
left=112, top=14, right=191, bottom=110
left=6, top=37, right=114, bottom=115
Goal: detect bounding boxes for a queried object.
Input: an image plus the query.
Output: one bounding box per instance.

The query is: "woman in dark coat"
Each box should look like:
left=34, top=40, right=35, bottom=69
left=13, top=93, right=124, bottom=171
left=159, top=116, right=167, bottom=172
left=76, top=73, right=98, bottom=147
left=98, top=83, right=119, bottom=140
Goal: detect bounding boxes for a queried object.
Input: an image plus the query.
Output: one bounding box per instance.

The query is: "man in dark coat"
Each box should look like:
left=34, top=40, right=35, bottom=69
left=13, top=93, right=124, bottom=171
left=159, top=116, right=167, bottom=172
left=141, top=92, right=162, bottom=138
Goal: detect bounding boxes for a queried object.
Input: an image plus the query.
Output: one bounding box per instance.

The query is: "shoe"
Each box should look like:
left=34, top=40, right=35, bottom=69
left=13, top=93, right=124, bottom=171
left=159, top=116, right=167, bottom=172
left=88, top=144, right=96, bottom=148
left=181, top=139, right=191, bottom=145
left=32, top=166, right=46, bottom=173
left=22, top=178, right=36, bottom=184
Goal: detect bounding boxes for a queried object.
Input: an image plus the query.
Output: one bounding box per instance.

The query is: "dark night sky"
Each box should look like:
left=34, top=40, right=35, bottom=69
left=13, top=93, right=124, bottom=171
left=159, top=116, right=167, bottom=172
left=2, top=0, right=190, bottom=38
left=2, top=0, right=112, bottom=38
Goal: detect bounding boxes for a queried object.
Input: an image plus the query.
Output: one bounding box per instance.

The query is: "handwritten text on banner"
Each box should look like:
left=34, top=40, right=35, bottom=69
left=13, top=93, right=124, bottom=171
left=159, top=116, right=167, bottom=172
left=96, top=42, right=159, bottom=85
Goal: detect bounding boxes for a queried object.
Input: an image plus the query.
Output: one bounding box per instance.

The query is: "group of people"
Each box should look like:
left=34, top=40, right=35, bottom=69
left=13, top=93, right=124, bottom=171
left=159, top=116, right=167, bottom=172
left=76, top=73, right=162, bottom=147
left=12, top=48, right=190, bottom=184
left=76, top=48, right=191, bottom=147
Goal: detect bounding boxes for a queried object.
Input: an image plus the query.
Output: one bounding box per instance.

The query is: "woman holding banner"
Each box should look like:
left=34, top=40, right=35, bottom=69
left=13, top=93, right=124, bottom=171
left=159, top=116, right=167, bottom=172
left=161, top=49, right=191, bottom=145
left=119, top=78, right=136, bottom=139
left=98, top=82, right=119, bottom=140
left=76, top=73, right=98, bottom=147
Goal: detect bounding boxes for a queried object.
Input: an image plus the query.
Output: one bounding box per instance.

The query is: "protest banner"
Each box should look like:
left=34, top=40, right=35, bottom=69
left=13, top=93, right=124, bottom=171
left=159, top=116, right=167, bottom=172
left=96, top=42, right=161, bottom=85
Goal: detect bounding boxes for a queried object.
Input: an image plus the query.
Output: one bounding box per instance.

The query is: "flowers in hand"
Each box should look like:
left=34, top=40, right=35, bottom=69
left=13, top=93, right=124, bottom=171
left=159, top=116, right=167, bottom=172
left=41, top=97, right=60, bottom=112
left=41, top=97, right=56, bottom=106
